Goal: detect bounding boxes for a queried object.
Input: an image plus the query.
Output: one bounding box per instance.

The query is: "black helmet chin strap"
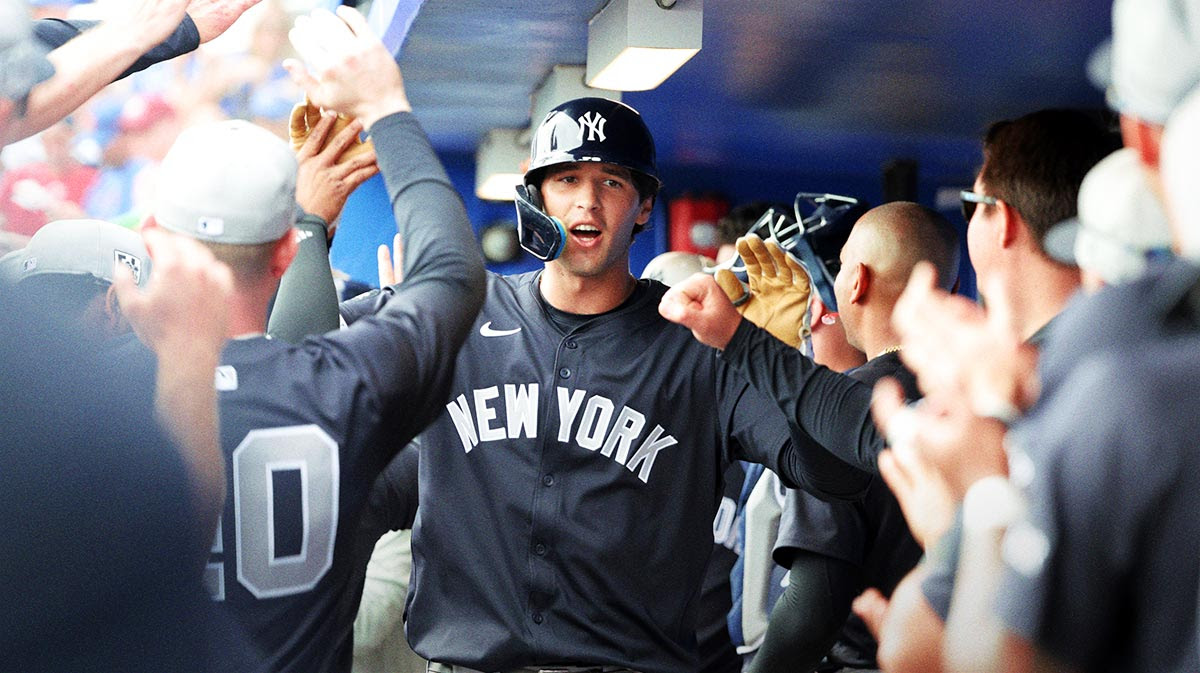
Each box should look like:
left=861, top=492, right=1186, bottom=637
left=514, top=184, right=566, bottom=261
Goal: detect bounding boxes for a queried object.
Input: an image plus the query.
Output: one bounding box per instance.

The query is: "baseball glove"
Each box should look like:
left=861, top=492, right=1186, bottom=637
left=713, top=234, right=812, bottom=348
left=288, top=98, right=374, bottom=162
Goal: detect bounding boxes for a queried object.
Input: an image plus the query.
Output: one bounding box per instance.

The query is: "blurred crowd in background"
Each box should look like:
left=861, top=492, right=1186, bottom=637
left=0, top=0, right=306, bottom=249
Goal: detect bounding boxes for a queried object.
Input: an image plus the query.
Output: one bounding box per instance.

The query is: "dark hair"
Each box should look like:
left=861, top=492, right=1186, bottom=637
left=629, top=171, right=660, bottom=237
left=14, top=274, right=108, bottom=321
left=978, top=109, right=1121, bottom=248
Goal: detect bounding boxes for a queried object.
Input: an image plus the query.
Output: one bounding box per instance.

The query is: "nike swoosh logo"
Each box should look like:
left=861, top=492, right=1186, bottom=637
left=479, top=321, right=522, bottom=337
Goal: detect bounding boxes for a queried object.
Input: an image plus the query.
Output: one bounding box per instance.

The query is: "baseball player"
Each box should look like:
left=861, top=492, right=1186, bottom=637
left=1, top=218, right=150, bottom=336
left=108, top=8, right=484, bottom=673
left=740, top=201, right=957, bottom=673
left=327, top=96, right=838, bottom=673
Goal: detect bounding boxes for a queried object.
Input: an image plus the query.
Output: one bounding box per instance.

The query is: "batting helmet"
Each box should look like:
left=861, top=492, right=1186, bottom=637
left=525, top=97, right=660, bottom=191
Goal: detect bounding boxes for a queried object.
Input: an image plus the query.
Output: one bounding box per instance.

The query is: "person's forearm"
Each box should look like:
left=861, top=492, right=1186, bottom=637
left=944, top=477, right=1023, bottom=673
left=724, top=320, right=876, bottom=500
left=33, top=17, right=199, bottom=79
left=154, top=344, right=224, bottom=564
left=267, top=213, right=340, bottom=342
left=5, top=18, right=196, bottom=145
left=748, top=552, right=857, bottom=673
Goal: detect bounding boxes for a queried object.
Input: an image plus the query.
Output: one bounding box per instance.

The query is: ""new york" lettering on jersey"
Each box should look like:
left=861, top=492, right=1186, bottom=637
left=444, top=384, right=677, bottom=483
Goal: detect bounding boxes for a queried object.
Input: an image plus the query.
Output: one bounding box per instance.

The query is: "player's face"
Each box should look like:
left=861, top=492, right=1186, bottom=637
left=965, top=176, right=999, bottom=283
left=539, top=162, right=653, bottom=279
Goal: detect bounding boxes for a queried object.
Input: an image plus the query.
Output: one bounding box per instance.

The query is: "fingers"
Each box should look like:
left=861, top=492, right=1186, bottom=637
left=288, top=16, right=334, bottom=73
left=298, top=112, right=337, bottom=160
left=377, top=243, right=395, bottom=287
left=738, top=234, right=772, bottom=281
left=308, top=8, right=356, bottom=60
left=870, top=377, right=909, bottom=441
left=343, top=161, right=379, bottom=190
left=765, top=241, right=791, bottom=284
left=713, top=269, right=748, bottom=305
left=852, top=588, right=890, bottom=641
left=322, top=118, right=365, bottom=159
left=876, top=449, right=912, bottom=507
left=784, top=253, right=811, bottom=292
left=893, top=261, right=938, bottom=337
left=282, top=58, right=319, bottom=94
left=335, top=4, right=373, bottom=38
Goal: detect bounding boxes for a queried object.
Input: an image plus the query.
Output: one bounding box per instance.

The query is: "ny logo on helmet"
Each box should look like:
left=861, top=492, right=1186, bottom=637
left=578, top=112, right=607, bottom=142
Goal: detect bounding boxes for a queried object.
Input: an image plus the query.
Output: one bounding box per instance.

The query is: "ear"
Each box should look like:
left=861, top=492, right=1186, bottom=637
left=103, top=284, right=130, bottom=333
left=270, top=228, right=299, bottom=278
left=849, top=262, right=869, bottom=305
left=996, top=200, right=1021, bottom=249
left=1121, top=115, right=1163, bottom=169
left=635, top=195, right=655, bottom=226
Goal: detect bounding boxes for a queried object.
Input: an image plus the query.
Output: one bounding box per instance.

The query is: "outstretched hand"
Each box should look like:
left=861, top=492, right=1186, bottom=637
left=659, top=273, right=743, bottom=350
left=294, top=111, right=379, bottom=229
left=893, top=262, right=1038, bottom=420
left=283, top=6, right=410, bottom=129
left=187, top=0, right=263, bottom=43
left=713, top=234, right=811, bottom=348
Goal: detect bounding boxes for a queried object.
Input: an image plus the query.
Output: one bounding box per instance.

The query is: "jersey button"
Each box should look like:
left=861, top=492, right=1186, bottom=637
left=565, top=339, right=578, bottom=349
left=558, top=367, right=571, bottom=379
left=532, top=612, right=544, bottom=624
left=534, top=543, right=547, bottom=556
left=542, top=474, right=554, bottom=487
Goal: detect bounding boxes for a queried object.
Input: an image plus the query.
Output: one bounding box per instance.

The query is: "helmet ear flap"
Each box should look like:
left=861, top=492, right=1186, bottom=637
left=514, top=184, right=566, bottom=261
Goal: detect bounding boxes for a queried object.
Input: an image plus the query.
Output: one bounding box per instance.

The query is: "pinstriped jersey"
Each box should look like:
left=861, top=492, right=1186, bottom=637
left=404, top=271, right=793, bottom=673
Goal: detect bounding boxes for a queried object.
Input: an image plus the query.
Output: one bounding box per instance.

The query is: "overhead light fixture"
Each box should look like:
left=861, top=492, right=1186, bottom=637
left=475, top=128, right=528, bottom=202
left=531, top=65, right=621, bottom=126
left=586, top=0, right=702, bottom=91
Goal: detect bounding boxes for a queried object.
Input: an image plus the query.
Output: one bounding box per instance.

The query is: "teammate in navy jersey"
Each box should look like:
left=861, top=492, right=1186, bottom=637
left=109, top=8, right=484, bottom=672
left=330, top=96, right=849, bottom=673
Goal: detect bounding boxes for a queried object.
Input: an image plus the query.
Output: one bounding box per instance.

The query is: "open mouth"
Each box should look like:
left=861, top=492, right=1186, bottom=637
left=570, top=224, right=602, bottom=242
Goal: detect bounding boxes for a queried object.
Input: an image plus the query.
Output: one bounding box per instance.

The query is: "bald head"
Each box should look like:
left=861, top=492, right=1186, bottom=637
left=834, top=201, right=960, bottom=354
left=844, top=201, right=960, bottom=297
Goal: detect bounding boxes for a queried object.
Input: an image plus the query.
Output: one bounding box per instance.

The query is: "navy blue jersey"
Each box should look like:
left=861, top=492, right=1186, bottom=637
left=771, top=352, right=921, bottom=669
left=719, top=320, right=878, bottom=500
left=114, top=112, right=484, bottom=673
left=998, top=341, right=1200, bottom=672
left=400, top=272, right=795, bottom=673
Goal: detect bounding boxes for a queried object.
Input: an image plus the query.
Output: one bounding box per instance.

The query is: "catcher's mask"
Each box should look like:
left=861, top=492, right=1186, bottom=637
left=711, top=193, right=868, bottom=312
left=515, top=97, right=661, bottom=261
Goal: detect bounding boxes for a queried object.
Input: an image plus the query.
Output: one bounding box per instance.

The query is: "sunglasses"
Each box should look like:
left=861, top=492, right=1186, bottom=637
left=960, top=190, right=998, bottom=223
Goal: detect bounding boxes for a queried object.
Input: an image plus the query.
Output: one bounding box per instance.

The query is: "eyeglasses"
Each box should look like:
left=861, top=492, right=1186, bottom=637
left=960, top=190, right=998, bottom=223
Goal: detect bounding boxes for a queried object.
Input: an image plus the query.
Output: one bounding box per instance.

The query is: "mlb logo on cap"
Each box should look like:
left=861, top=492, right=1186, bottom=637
left=197, top=217, right=225, bottom=237
left=114, top=250, right=143, bottom=285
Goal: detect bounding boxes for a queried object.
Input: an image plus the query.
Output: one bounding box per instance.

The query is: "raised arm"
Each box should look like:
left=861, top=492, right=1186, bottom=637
left=660, top=272, right=877, bottom=500
left=6, top=0, right=261, bottom=145
left=283, top=6, right=485, bottom=436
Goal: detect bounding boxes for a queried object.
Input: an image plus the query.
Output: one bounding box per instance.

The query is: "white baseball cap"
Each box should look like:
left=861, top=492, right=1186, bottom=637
left=1107, top=0, right=1200, bottom=124
left=153, top=120, right=299, bottom=245
left=2, top=219, right=150, bottom=288
left=1044, top=148, right=1173, bottom=284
